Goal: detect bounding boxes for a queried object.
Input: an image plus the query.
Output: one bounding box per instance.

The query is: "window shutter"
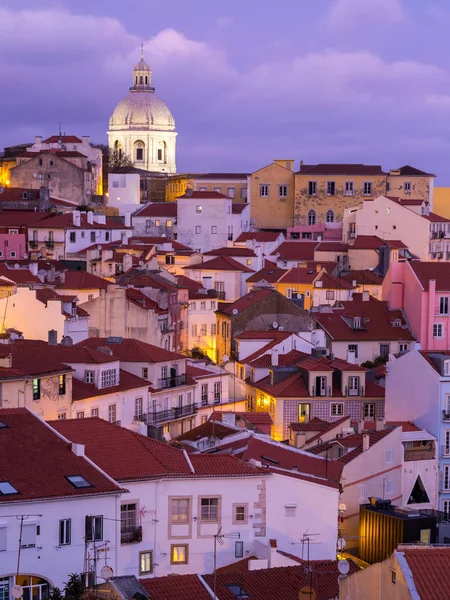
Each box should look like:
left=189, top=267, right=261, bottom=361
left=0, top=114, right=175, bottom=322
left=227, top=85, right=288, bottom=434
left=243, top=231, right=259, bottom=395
left=94, top=516, right=103, bottom=540
left=0, top=526, right=6, bottom=551
left=85, top=516, right=93, bottom=540
left=21, top=524, right=36, bottom=547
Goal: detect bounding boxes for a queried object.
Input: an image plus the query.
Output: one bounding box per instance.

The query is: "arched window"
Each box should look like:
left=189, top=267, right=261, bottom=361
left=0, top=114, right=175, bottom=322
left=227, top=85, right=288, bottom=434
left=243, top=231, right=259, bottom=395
left=114, top=140, right=122, bottom=160
left=145, top=76, right=148, bottom=85
left=326, top=209, right=335, bottom=223
left=157, top=141, right=167, bottom=163
left=134, top=140, right=145, bottom=162
left=139, top=76, right=143, bottom=84
left=308, top=209, right=316, bottom=225
left=135, top=76, right=138, bottom=85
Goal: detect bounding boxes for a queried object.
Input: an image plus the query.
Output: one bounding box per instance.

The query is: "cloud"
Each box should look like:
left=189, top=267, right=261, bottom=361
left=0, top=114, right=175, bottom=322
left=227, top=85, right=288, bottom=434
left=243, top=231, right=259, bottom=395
left=326, top=0, right=403, bottom=29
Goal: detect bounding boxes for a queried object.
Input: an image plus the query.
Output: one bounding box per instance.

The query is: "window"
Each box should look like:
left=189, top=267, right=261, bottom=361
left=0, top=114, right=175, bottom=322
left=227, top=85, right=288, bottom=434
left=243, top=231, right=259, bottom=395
left=434, top=323, right=444, bottom=338
left=404, top=182, right=412, bottom=193
left=171, top=498, right=190, bottom=522
left=0, top=526, right=6, bottom=552
left=108, top=404, right=116, bottom=423
left=279, top=185, right=288, bottom=197
left=69, top=232, right=76, bottom=243
left=85, top=370, right=94, bottom=384
left=235, top=541, right=244, bottom=558
left=358, top=484, right=366, bottom=500
left=213, top=187, right=222, bottom=193
left=379, top=344, right=390, bottom=358
left=121, top=503, right=137, bottom=543
left=399, top=343, right=408, bottom=353
left=201, top=301, right=206, bottom=310
left=391, top=570, right=397, bottom=584
left=90, top=231, right=96, bottom=244
left=105, top=232, right=110, bottom=242
left=136, top=147, right=144, bottom=161
left=210, top=300, right=216, bottom=309
left=308, top=181, right=317, bottom=196
left=285, top=504, right=296, bottom=517
left=348, top=344, right=358, bottom=359
left=331, top=403, right=344, bottom=416
left=196, top=205, right=202, bottom=213
left=195, top=226, right=201, bottom=234
left=363, top=181, right=373, bottom=196
left=227, top=187, right=235, bottom=198
left=85, top=515, right=103, bottom=541
left=344, top=181, right=354, bottom=196
left=260, top=184, right=269, bottom=197
left=200, top=324, right=207, bottom=336
left=192, top=325, right=198, bottom=337
left=326, top=181, right=336, bottom=196
left=364, top=403, right=375, bottom=418
left=171, top=544, right=188, bottom=564
left=211, top=226, right=217, bottom=234
left=76, top=411, right=85, bottom=419
left=166, top=220, right=173, bottom=227
left=32, top=379, right=40, bottom=400
left=58, top=412, right=67, bottom=420
left=21, top=524, right=37, bottom=548
left=101, top=369, right=117, bottom=388
left=443, top=500, right=450, bottom=515
left=211, top=323, right=216, bottom=335
left=135, top=398, right=143, bottom=419
left=325, top=209, right=335, bottom=223
left=10, top=252, right=16, bottom=258
left=440, top=297, right=449, bottom=315
left=140, top=551, right=153, bottom=575
left=59, top=374, right=66, bottom=395
left=66, top=475, right=91, bottom=488
left=385, top=478, right=394, bottom=494
left=59, top=519, right=71, bottom=546
left=308, top=209, right=316, bottom=225
left=348, top=376, right=360, bottom=396
left=0, top=482, right=18, bottom=495
left=155, top=219, right=161, bottom=227
left=91, top=408, right=99, bottom=418
left=326, top=290, right=335, bottom=301
left=233, top=504, right=248, bottom=523
left=240, top=187, right=247, bottom=200
left=200, top=497, right=219, bottom=521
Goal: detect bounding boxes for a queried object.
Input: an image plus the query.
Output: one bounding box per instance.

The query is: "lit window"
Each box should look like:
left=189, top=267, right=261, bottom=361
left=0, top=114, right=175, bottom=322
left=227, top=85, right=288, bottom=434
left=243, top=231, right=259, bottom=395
left=155, top=219, right=160, bottom=227
left=235, top=541, right=244, bottom=558
left=171, top=544, right=188, bottom=564
left=140, top=551, right=153, bottom=575
left=166, top=220, right=173, bottom=227
left=66, top=475, right=91, bottom=489
left=0, top=481, right=18, bottom=495
left=59, top=374, right=66, bottom=395
left=32, top=379, right=40, bottom=400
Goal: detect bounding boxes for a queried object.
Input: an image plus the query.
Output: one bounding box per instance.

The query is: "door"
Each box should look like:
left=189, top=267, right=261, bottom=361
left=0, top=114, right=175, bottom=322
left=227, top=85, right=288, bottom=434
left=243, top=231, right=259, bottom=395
left=348, top=376, right=360, bottom=396
left=298, top=403, right=311, bottom=423
left=315, top=376, right=326, bottom=397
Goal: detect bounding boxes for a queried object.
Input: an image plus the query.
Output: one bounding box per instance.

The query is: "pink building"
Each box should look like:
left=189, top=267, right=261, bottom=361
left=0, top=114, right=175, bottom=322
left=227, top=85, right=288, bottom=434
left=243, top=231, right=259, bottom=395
left=0, top=233, right=27, bottom=260
left=383, top=261, right=450, bottom=350
left=287, top=222, right=342, bottom=241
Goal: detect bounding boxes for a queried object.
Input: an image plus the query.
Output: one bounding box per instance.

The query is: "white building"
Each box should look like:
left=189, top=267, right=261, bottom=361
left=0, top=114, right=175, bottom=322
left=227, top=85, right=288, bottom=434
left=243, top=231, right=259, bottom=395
left=0, top=408, right=123, bottom=591
left=177, top=191, right=250, bottom=253
left=108, top=50, right=176, bottom=174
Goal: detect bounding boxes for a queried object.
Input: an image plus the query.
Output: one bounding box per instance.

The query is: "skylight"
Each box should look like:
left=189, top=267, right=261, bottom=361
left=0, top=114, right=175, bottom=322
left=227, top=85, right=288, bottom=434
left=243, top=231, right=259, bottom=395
left=0, top=421, right=7, bottom=429
left=0, top=481, right=18, bottom=495
left=66, top=475, right=92, bottom=489
left=226, top=585, right=250, bottom=599
left=260, top=455, right=279, bottom=464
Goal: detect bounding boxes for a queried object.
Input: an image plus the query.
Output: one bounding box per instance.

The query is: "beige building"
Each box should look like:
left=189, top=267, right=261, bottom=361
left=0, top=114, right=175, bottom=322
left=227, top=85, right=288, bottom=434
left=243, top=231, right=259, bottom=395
left=248, top=159, right=295, bottom=230
left=166, top=173, right=249, bottom=203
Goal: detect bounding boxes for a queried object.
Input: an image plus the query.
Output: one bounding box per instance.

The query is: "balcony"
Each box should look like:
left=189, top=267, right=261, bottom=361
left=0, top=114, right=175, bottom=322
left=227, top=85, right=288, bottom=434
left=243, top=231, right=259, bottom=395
left=345, top=386, right=364, bottom=397
left=45, top=241, right=54, bottom=249
left=143, top=403, right=198, bottom=425
left=157, top=374, right=187, bottom=389
left=29, top=240, right=38, bottom=249
left=121, top=525, right=142, bottom=545
left=405, top=446, right=435, bottom=461
left=201, top=395, right=208, bottom=406
left=216, top=291, right=226, bottom=300
left=443, top=410, right=450, bottom=422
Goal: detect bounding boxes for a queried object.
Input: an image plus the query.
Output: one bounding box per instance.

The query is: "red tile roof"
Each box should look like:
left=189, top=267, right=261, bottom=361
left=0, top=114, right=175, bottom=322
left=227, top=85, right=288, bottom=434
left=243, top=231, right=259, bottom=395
left=186, top=364, right=215, bottom=378
left=392, top=165, right=435, bottom=177
left=185, top=255, right=254, bottom=273
left=0, top=264, right=41, bottom=284
left=77, top=337, right=184, bottom=363
left=422, top=212, right=450, bottom=223
left=0, top=344, right=72, bottom=377
left=35, top=288, right=77, bottom=305
left=50, top=417, right=267, bottom=481
left=398, top=198, right=427, bottom=206
left=178, top=190, right=229, bottom=199
left=316, top=272, right=355, bottom=290
left=255, top=372, right=310, bottom=397
left=0, top=211, right=48, bottom=227
left=57, top=270, right=110, bottom=290
left=351, top=235, right=407, bottom=250
left=232, top=204, right=248, bottom=214
left=176, top=274, right=203, bottom=290
left=249, top=349, right=309, bottom=368
left=272, top=241, right=317, bottom=261
left=0, top=408, right=122, bottom=502
left=129, top=236, right=193, bottom=252
left=316, top=295, right=415, bottom=341
left=277, top=266, right=320, bottom=285
left=298, top=163, right=385, bottom=176
left=340, top=269, right=384, bottom=286
left=409, top=261, right=450, bottom=291
left=235, top=412, right=273, bottom=427
left=0, top=187, right=76, bottom=207
left=140, top=574, right=210, bottom=600
left=133, top=202, right=177, bottom=218
left=314, top=241, right=349, bottom=252
left=15, top=340, right=116, bottom=364
left=401, top=547, right=450, bottom=600
left=235, top=330, right=293, bottom=340
left=203, top=247, right=256, bottom=257
left=18, top=150, right=87, bottom=159
left=235, top=232, right=281, bottom=243
left=176, top=420, right=238, bottom=442
left=32, top=213, right=131, bottom=230
left=125, top=288, right=168, bottom=313
left=290, top=417, right=331, bottom=432
left=42, top=135, right=83, bottom=144
left=246, top=266, right=285, bottom=284
left=116, top=269, right=177, bottom=291
left=217, top=288, right=274, bottom=315
left=309, top=429, right=393, bottom=463
left=386, top=421, right=421, bottom=432
left=72, top=369, right=148, bottom=400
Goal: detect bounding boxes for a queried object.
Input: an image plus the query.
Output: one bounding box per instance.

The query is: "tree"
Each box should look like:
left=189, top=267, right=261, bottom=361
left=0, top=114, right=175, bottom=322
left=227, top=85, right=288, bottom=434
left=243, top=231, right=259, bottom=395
left=64, top=573, right=84, bottom=600
left=48, top=588, right=63, bottom=600
left=188, top=346, right=210, bottom=360
left=93, top=144, right=133, bottom=194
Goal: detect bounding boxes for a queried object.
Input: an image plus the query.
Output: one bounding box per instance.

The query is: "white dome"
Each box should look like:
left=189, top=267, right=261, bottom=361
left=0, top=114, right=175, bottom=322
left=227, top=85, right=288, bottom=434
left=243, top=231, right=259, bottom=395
left=109, top=91, right=175, bottom=131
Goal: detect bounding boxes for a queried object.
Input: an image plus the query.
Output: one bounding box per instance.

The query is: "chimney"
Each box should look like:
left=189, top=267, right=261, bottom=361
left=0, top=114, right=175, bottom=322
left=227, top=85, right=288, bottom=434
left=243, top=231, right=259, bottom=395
left=81, top=136, right=90, bottom=145
left=73, top=210, right=81, bottom=227
left=352, top=279, right=357, bottom=288
left=35, top=136, right=43, bottom=145
left=376, top=418, right=385, bottom=431
left=362, top=433, right=370, bottom=451
left=71, top=443, right=85, bottom=457
left=271, top=349, right=279, bottom=367
left=48, top=329, right=58, bottom=345
left=124, top=212, right=131, bottom=227
left=29, top=262, right=38, bottom=276
left=59, top=271, right=66, bottom=284
left=316, top=263, right=322, bottom=273
left=357, top=421, right=365, bottom=434
left=87, top=211, right=94, bottom=225
left=362, top=290, right=370, bottom=302
left=47, top=266, right=56, bottom=282
left=300, top=160, right=304, bottom=168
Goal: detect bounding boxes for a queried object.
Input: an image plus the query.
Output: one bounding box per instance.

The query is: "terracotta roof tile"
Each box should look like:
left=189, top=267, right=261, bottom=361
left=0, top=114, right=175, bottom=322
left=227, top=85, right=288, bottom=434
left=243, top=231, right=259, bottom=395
left=401, top=547, right=450, bottom=600
left=386, top=420, right=421, bottom=432
left=42, top=135, right=82, bottom=144
left=178, top=190, right=229, bottom=199
left=299, top=163, right=385, bottom=176
left=15, top=340, right=117, bottom=364
left=203, top=247, right=256, bottom=257
left=290, top=417, right=330, bottom=432
left=340, top=270, right=384, bottom=286
left=392, top=165, right=435, bottom=177
left=235, top=232, right=281, bottom=243
left=177, top=274, right=203, bottom=290
left=133, top=202, right=177, bottom=218
left=125, top=288, right=168, bottom=313
left=176, top=420, right=238, bottom=442
left=421, top=212, right=450, bottom=223
left=0, top=343, right=72, bottom=377
left=78, top=337, right=184, bottom=363
left=217, top=288, right=274, bottom=315
left=140, top=574, right=210, bottom=600
left=57, top=270, right=110, bottom=290
left=255, top=372, right=310, bottom=397
left=409, top=261, right=450, bottom=291
left=314, top=241, right=349, bottom=252
left=32, top=213, right=131, bottom=230
left=0, top=408, right=122, bottom=502
left=185, top=255, right=254, bottom=273
left=277, top=266, right=319, bottom=285
left=272, top=241, right=317, bottom=261
left=351, top=235, right=407, bottom=250
left=72, top=370, right=148, bottom=401
left=246, top=266, right=285, bottom=284
left=249, top=349, right=309, bottom=368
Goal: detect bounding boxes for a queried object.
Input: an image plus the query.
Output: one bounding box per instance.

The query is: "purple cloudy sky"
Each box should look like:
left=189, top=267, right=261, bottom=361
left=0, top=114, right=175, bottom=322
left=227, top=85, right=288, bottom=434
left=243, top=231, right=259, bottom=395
left=1, top=0, right=450, bottom=181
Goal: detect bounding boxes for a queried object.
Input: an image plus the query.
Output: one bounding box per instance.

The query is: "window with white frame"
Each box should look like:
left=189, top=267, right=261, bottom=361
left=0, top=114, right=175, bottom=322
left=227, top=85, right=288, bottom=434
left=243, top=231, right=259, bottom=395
left=348, top=376, right=360, bottom=396
left=386, top=449, right=394, bottom=464
left=364, top=403, right=375, bottom=418
left=200, top=497, right=219, bottom=521
left=0, top=526, right=6, bottom=551
left=308, top=209, right=316, bottom=225
left=330, top=403, right=344, bottom=416
left=135, top=398, right=143, bottom=419
left=214, top=381, right=221, bottom=402
left=192, top=324, right=198, bottom=337
left=308, top=181, right=317, bottom=196
left=227, top=187, right=235, bottom=198
left=201, top=301, right=206, bottom=310
left=196, top=205, right=202, bottom=213
left=325, top=209, right=335, bottom=223
left=348, top=344, right=358, bottom=359
left=444, top=466, right=450, bottom=491
left=85, top=515, right=103, bottom=541
left=21, top=524, right=37, bottom=548
left=326, top=290, right=335, bottom=300
left=363, top=181, right=373, bottom=196
left=200, top=324, right=207, bottom=336
left=385, top=478, right=394, bottom=495
left=326, top=181, right=336, bottom=196
left=91, top=408, right=99, bottom=418
left=284, top=504, right=296, bottom=517
left=399, top=343, right=409, bottom=353
left=404, top=182, right=412, bottom=193
left=445, top=430, right=450, bottom=455
left=101, top=369, right=117, bottom=388
left=59, top=519, right=71, bottom=546
left=440, top=297, right=449, bottom=315
left=433, top=323, right=444, bottom=338
left=108, top=404, right=116, bottom=423
left=279, top=185, right=288, bottom=197
left=260, top=184, right=269, bottom=197
left=344, top=181, right=354, bottom=196
left=358, top=484, right=366, bottom=500
left=170, top=498, right=190, bottom=523
left=140, top=551, right=153, bottom=575
left=443, top=500, right=450, bottom=515
left=211, top=323, right=216, bottom=335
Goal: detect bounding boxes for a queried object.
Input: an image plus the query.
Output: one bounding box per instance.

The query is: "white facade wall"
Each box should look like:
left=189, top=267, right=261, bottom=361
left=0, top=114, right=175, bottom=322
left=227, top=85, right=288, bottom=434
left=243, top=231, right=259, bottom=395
left=184, top=267, right=247, bottom=303
left=0, top=493, right=121, bottom=589
left=186, top=298, right=218, bottom=358
left=108, top=173, right=140, bottom=209
left=313, top=284, right=354, bottom=307
left=328, top=339, right=413, bottom=365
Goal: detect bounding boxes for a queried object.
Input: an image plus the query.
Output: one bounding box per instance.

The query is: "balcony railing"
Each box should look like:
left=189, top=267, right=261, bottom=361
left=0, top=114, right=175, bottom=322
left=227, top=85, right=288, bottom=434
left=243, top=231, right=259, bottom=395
left=29, top=241, right=38, bottom=249
left=157, top=374, right=187, bottom=389
left=201, top=395, right=208, bottom=406
left=345, top=386, right=364, bottom=397
left=143, top=403, right=198, bottom=424
left=216, top=291, right=225, bottom=300
left=405, top=447, right=435, bottom=461
left=45, top=241, right=54, bottom=249
left=121, top=526, right=142, bottom=545
left=442, top=410, right=450, bottom=422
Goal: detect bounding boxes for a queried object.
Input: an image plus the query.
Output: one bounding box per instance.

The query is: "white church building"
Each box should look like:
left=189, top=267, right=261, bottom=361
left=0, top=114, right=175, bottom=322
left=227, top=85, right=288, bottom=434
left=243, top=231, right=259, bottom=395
left=108, top=49, right=177, bottom=173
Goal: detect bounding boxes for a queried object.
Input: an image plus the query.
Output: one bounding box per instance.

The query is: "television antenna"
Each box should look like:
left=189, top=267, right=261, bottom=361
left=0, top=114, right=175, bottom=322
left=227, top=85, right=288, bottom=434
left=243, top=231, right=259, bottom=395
left=213, top=527, right=240, bottom=599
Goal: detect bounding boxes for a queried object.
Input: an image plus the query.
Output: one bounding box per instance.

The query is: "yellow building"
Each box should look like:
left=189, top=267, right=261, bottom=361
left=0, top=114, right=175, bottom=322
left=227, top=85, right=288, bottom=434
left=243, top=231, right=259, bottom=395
left=433, top=187, right=450, bottom=219
left=273, top=265, right=324, bottom=310
left=248, top=159, right=295, bottom=230
left=166, top=173, right=249, bottom=203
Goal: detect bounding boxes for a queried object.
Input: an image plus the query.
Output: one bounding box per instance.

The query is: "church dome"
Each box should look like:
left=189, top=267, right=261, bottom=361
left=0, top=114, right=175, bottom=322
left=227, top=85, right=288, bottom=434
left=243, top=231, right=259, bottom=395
left=109, top=92, right=175, bottom=130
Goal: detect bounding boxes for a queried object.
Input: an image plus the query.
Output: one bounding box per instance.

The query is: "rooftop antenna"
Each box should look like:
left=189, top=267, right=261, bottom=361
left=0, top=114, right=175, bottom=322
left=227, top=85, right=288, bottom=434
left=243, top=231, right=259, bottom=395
left=213, top=527, right=240, bottom=599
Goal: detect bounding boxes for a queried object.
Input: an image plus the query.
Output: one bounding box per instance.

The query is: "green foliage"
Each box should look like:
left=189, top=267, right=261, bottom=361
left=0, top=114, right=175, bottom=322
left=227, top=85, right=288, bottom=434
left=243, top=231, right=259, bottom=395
left=361, top=355, right=387, bottom=369
left=64, top=574, right=84, bottom=600
left=188, top=346, right=209, bottom=360
left=48, top=588, right=63, bottom=600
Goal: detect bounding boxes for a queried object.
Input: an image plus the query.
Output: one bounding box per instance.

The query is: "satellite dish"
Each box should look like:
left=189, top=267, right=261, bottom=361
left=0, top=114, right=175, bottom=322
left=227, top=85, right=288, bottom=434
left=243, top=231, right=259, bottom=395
left=12, top=585, right=23, bottom=599
left=14, top=263, right=20, bottom=269
left=272, top=321, right=279, bottom=329
left=337, top=537, right=347, bottom=551
left=222, top=354, right=229, bottom=363
left=139, top=260, right=144, bottom=266
left=339, top=503, right=347, bottom=512
left=23, top=253, right=28, bottom=259
left=97, top=245, right=102, bottom=250
left=100, top=565, right=114, bottom=581
left=338, top=559, right=350, bottom=576
left=232, top=308, right=238, bottom=315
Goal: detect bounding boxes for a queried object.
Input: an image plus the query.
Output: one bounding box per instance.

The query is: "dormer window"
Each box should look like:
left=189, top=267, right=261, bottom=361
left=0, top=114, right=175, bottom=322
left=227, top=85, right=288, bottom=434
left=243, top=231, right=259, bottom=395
left=392, top=319, right=401, bottom=327
left=445, top=360, right=450, bottom=377
left=353, top=317, right=361, bottom=329
left=101, top=369, right=117, bottom=388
